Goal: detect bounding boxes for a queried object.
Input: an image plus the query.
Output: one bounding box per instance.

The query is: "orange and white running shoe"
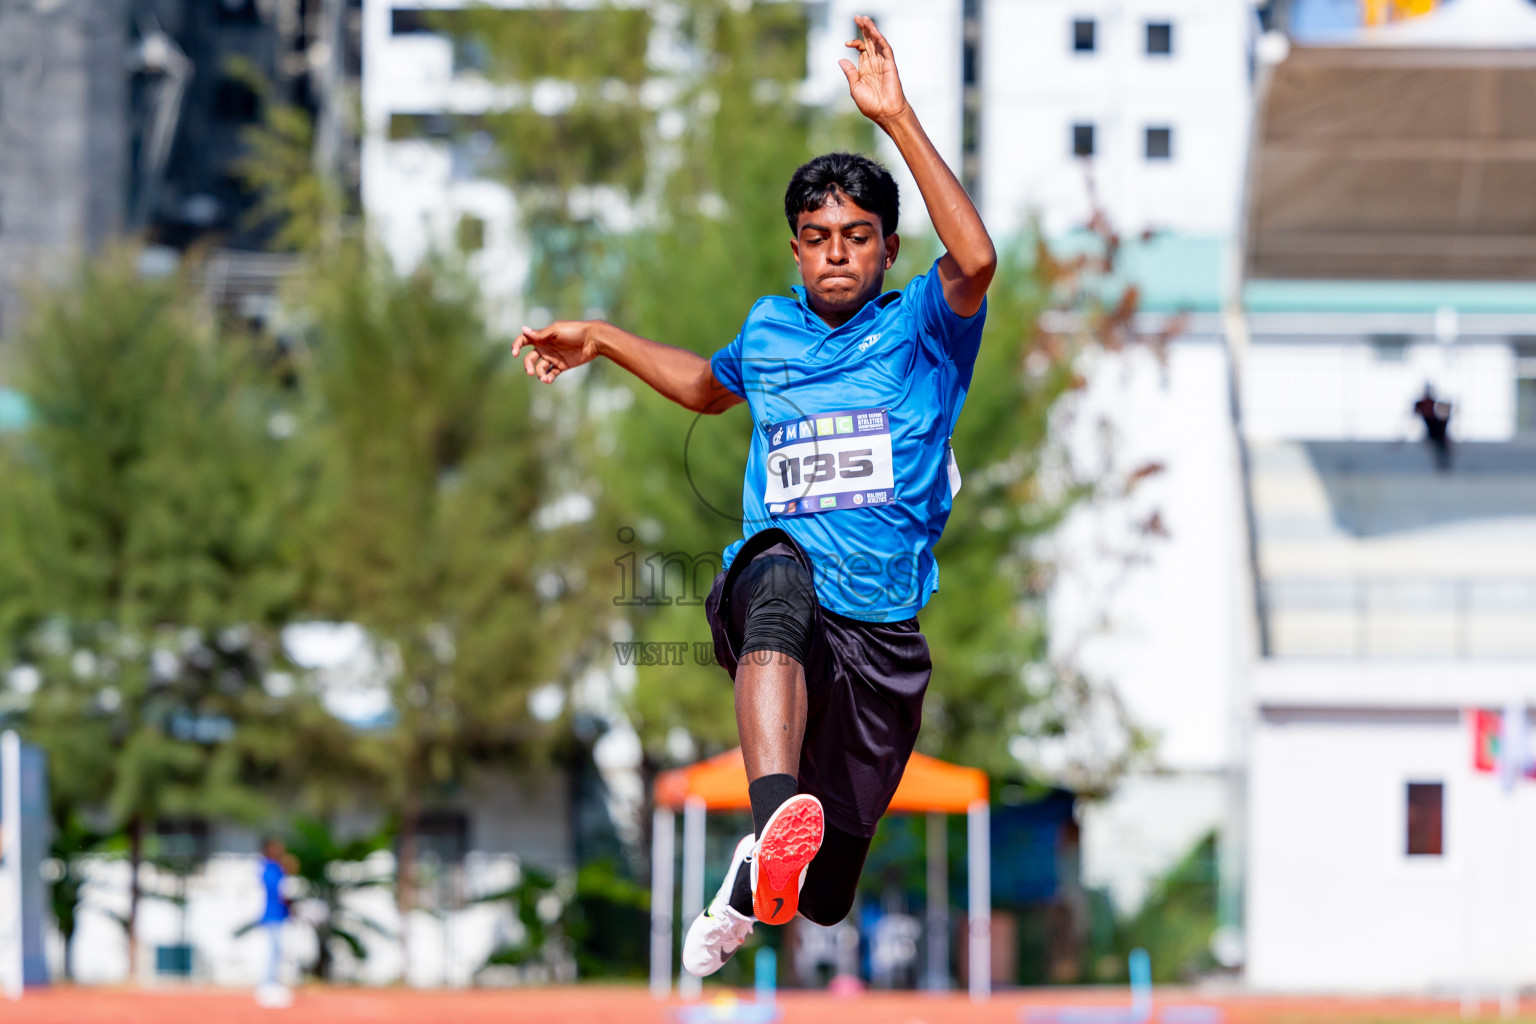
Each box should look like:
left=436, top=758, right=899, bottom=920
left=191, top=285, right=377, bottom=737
left=750, top=793, right=824, bottom=925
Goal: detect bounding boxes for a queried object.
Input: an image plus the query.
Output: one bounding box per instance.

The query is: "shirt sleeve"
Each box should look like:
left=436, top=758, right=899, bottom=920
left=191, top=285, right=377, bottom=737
left=908, top=258, right=987, bottom=369
left=708, top=331, right=746, bottom=399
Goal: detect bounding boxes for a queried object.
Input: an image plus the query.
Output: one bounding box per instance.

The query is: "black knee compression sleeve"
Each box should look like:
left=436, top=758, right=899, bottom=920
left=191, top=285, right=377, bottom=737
left=738, top=553, right=816, bottom=666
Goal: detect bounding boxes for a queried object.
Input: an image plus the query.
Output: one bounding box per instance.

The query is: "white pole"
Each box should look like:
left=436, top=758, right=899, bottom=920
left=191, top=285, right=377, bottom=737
left=1500, top=694, right=1528, bottom=1018
left=679, top=797, right=706, bottom=999
left=650, top=806, right=676, bottom=999
left=967, top=799, right=990, bottom=1003
left=1, top=731, right=22, bottom=1001
left=925, top=812, right=948, bottom=990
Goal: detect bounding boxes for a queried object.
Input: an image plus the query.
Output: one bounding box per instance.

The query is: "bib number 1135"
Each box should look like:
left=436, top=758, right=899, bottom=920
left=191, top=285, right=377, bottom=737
left=762, top=408, right=895, bottom=516
left=773, top=449, right=874, bottom=488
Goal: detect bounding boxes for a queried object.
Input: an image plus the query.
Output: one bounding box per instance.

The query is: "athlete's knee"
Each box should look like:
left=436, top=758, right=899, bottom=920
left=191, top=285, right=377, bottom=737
left=751, top=555, right=815, bottom=606
left=740, top=555, right=816, bottom=665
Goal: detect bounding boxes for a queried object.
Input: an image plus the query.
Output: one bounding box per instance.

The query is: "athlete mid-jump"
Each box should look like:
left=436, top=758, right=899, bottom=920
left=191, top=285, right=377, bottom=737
left=515, top=15, right=995, bottom=974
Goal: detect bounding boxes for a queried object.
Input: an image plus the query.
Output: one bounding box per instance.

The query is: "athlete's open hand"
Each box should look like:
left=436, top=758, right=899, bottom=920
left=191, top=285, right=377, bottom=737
left=514, top=321, right=599, bottom=384
left=840, top=15, right=909, bottom=128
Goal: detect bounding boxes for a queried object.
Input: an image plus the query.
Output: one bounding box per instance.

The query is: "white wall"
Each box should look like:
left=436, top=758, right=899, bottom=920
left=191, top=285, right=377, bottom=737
left=980, top=0, right=1253, bottom=237
left=1048, top=337, right=1249, bottom=916
left=1049, top=337, right=1246, bottom=772
left=1247, top=707, right=1536, bottom=992
left=361, top=0, right=540, bottom=327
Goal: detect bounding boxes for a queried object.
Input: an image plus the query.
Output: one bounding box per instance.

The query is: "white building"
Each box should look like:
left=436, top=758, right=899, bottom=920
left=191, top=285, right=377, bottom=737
left=979, top=0, right=1256, bottom=238
left=360, top=0, right=536, bottom=326
left=1235, top=0, right=1536, bottom=989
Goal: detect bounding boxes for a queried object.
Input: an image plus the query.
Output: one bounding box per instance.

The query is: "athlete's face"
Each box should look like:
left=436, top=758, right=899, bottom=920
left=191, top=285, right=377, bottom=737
left=791, top=192, right=900, bottom=328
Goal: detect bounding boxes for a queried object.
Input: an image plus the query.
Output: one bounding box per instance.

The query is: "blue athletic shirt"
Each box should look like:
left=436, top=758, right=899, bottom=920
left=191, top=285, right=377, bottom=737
left=260, top=857, right=289, bottom=924
left=710, top=259, right=986, bottom=622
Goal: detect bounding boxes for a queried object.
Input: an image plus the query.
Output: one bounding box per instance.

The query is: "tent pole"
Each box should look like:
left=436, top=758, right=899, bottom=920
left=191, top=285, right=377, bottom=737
left=649, top=806, right=675, bottom=999
left=679, top=796, right=706, bottom=998
left=926, top=811, right=949, bottom=990
left=967, top=799, right=990, bottom=1003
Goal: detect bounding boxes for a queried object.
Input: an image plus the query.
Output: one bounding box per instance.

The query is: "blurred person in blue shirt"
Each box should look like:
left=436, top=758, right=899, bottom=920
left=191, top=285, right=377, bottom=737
left=257, top=837, right=296, bottom=1004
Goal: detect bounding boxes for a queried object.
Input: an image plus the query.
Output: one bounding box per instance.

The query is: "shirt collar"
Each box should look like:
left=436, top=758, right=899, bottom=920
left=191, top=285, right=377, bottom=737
left=791, top=285, right=902, bottom=334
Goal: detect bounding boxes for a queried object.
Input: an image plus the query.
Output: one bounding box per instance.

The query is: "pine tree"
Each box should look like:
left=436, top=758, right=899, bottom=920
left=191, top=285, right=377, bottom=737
left=0, top=249, right=350, bottom=977
left=290, top=243, right=606, bottom=973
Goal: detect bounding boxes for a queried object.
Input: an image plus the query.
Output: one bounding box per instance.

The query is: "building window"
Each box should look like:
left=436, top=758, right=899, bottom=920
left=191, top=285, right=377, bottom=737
left=961, top=1, right=982, bottom=200
left=415, top=810, right=471, bottom=865
left=1406, top=782, right=1444, bottom=856
left=1073, top=19, right=1097, bottom=52
left=1145, top=126, right=1172, bottom=160
left=1517, top=339, right=1536, bottom=435
left=1146, top=21, right=1173, bottom=55
left=391, top=9, right=435, bottom=35
left=1072, top=123, right=1095, bottom=157
left=1371, top=334, right=1410, bottom=362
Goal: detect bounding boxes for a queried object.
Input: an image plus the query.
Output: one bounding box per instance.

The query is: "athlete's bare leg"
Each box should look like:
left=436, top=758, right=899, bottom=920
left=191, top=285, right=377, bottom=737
left=735, top=651, right=806, bottom=781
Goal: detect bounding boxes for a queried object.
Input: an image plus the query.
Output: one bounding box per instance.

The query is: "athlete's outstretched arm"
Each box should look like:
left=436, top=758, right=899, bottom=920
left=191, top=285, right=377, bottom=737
left=514, top=321, right=743, bottom=415
left=841, top=14, right=996, bottom=317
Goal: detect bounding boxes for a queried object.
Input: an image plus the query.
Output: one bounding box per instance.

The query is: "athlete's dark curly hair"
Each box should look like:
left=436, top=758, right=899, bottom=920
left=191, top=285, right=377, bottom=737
left=784, top=152, right=900, bottom=238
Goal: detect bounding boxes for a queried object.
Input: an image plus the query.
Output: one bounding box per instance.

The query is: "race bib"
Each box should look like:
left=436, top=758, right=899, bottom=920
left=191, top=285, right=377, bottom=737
left=763, top=407, right=895, bottom=516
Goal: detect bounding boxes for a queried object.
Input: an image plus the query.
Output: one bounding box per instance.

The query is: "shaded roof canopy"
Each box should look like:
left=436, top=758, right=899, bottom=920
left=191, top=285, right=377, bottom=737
left=1244, top=0, right=1536, bottom=281
left=654, top=747, right=988, bottom=814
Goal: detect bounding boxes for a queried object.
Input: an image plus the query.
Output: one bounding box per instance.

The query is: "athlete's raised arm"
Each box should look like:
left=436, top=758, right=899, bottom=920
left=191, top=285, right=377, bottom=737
left=514, top=321, right=743, bottom=415
left=840, top=15, right=995, bottom=317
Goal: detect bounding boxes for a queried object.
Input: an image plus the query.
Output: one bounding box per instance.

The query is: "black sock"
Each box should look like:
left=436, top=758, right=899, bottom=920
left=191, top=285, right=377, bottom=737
left=730, top=773, right=798, bottom=916
left=729, top=861, right=754, bottom=916
left=748, top=773, right=798, bottom=838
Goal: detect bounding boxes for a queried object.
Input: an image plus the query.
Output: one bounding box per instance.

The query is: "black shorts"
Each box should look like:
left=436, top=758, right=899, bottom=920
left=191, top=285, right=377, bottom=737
left=704, top=529, right=932, bottom=839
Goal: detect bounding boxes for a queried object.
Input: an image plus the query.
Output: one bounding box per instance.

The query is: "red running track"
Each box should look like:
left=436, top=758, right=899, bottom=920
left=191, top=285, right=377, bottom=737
left=1, top=986, right=1529, bottom=1024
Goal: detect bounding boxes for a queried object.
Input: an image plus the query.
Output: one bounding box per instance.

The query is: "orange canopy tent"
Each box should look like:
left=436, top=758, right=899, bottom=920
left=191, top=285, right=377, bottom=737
left=649, top=747, right=992, bottom=1002
left=655, top=747, right=988, bottom=814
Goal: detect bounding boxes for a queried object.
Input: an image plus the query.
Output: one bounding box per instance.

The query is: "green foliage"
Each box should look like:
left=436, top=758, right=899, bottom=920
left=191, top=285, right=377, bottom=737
left=562, top=859, right=651, bottom=978
left=481, top=858, right=649, bottom=980
left=295, top=244, right=601, bottom=761
left=488, top=107, right=647, bottom=194
left=916, top=239, right=1084, bottom=775
left=283, top=818, right=396, bottom=979
left=229, top=56, right=344, bottom=252
left=1091, top=830, right=1220, bottom=983
left=46, top=815, right=113, bottom=980
left=289, top=243, right=610, bottom=928
left=481, top=863, right=560, bottom=968
left=0, top=248, right=359, bottom=956
left=452, top=6, right=652, bottom=84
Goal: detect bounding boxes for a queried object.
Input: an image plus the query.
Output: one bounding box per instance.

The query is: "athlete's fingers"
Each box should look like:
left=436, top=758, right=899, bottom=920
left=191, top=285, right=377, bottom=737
left=523, top=349, right=540, bottom=376
left=838, top=58, right=858, bottom=87
left=861, top=16, right=893, bottom=58
left=844, top=37, right=866, bottom=54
